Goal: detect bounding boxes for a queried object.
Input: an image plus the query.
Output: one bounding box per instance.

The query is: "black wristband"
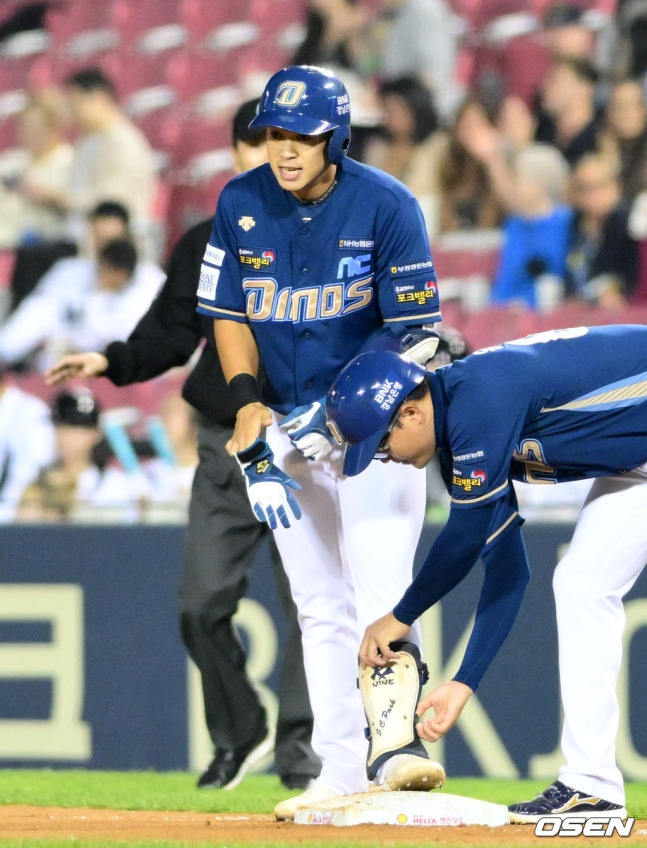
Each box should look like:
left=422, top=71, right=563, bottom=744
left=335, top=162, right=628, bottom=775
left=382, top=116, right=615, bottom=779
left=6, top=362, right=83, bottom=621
left=228, top=373, right=261, bottom=413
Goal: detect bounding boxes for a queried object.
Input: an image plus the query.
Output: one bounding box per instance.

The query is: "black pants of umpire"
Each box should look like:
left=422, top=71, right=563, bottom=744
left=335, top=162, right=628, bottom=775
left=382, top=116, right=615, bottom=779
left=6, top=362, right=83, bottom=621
left=178, top=418, right=320, bottom=782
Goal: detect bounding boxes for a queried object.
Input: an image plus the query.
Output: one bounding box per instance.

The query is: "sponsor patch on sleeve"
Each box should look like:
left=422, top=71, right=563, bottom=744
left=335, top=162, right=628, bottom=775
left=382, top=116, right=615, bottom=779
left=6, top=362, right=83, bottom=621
left=390, top=259, right=434, bottom=278
left=238, top=247, right=276, bottom=272
left=197, top=264, right=220, bottom=301
left=393, top=278, right=438, bottom=310
left=204, top=244, right=225, bottom=267
left=451, top=450, right=488, bottom=496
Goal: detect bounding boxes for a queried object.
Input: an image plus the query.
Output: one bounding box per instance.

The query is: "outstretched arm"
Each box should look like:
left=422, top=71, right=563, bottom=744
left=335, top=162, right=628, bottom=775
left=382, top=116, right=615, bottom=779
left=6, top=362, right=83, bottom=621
left=360, top=503, right=496, bottom=666
left=417, top=524, right=530, bottom=741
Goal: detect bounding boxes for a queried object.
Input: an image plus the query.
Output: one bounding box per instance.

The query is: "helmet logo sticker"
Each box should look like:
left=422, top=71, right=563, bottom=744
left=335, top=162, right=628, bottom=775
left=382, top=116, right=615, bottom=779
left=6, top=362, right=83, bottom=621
left=274, top=80, right=307, bottom=107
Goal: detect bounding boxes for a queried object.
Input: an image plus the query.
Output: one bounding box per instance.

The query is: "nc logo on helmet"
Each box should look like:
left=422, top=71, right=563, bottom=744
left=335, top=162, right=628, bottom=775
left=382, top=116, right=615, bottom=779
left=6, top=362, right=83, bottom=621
left=274, top=80, right=307, bottom=107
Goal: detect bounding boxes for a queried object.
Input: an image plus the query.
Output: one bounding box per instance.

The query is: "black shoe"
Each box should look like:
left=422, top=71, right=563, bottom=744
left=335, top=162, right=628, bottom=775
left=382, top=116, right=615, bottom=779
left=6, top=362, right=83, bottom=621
left=197, top=727, right=275, bottom=790
left=508, top=780, right=628, bottom=824
left=281, top=773, right=317, bottom=791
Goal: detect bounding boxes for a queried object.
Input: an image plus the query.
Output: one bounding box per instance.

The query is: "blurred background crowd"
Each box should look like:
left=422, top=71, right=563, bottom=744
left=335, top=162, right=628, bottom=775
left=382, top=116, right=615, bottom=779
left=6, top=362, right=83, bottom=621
left=0, top=0, right=645, bottom=524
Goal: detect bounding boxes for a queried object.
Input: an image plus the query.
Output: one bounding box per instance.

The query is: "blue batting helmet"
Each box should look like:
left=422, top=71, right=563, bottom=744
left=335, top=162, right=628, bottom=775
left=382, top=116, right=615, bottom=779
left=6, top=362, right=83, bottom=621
left=326, top=350, right=426, bottom=477
left=248, top=65, right=351, bottom=164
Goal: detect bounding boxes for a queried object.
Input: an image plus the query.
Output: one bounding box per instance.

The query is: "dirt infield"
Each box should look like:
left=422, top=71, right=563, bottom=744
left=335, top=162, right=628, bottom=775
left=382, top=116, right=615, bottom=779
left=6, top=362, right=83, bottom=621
left=1, top=806, right=646, bottom=845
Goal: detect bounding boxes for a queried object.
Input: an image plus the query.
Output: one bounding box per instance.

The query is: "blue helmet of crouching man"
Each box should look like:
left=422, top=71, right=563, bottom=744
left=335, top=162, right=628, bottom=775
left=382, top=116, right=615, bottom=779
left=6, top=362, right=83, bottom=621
left=326, top=350, right=426, bottom=477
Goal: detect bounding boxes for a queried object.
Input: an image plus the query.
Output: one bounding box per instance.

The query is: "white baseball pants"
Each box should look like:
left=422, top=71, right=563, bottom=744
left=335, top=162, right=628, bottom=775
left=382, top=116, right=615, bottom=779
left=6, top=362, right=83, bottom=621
left=554, top=470, right=647, bottom=805
left=267, top=418, right=426, bottom=794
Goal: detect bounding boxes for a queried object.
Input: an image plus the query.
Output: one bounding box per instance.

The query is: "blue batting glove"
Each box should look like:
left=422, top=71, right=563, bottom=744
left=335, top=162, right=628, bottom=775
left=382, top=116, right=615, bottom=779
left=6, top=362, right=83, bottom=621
left=280, top=399, right=335, bottom=461
left=235, top=439, right=302, bottom=529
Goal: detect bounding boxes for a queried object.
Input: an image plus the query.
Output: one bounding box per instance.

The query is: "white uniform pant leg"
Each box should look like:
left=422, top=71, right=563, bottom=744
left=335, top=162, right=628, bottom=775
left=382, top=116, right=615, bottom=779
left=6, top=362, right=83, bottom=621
left=338, top=459, right=426, bottom=644
left=267, top=421, right=426, bottom=794
left=267, top=420, right=367, bottom=794
left=555, top=473, right=647, bottom=805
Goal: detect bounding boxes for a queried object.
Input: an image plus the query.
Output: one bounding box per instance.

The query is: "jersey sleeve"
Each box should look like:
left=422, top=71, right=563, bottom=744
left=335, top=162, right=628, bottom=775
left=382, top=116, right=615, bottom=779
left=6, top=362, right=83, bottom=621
left=373, top=195, right=440, bottom=326
left=196, top=189, right=247, bottom=322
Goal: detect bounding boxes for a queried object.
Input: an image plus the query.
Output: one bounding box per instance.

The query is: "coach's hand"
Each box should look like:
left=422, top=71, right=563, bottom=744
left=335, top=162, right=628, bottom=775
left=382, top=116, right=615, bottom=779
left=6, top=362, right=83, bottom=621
left=45, top=352, right=108, bottom=386
left=280, top=399, right=334, bottom=461
left=359, top=611, right=411, bottom=668
left=416, top=680, right=473, bottom=742
left=236, top=438, right=302, bottom=529
left=227, top=402, right=273, bottom=454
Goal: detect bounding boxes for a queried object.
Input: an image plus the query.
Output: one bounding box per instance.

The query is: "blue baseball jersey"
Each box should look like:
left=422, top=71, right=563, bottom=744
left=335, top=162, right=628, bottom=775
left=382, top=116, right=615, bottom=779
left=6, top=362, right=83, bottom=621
left=428, top=325, right=647, bottom=512
left=196, top=157, right=440, bottom=413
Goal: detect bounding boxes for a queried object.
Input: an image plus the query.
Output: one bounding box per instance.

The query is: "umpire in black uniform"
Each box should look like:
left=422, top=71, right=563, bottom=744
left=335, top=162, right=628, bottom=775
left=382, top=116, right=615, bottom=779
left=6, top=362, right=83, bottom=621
left=45, top=100, right=320, bottom=791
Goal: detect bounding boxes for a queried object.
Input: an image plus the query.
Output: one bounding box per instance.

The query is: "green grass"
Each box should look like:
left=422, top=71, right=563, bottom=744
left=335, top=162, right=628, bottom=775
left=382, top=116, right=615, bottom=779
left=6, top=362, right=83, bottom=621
left=0, top=771, right=645, bottom=848
left=0, top=770, right=646, bottom=815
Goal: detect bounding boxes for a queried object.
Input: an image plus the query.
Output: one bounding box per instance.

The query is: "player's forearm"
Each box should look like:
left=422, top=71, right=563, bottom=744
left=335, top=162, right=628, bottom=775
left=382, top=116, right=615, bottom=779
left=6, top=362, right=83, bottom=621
left=393, top=503, right=496, bottom=624
left=453, top=525, right=530, bottom=691
left=214, top=319, right=259, bottom=381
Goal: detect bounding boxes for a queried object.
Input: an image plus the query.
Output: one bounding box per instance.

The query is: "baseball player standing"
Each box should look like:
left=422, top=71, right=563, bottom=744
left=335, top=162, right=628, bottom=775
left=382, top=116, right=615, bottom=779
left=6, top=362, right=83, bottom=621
left=197, top=65, right=446, bottom=818
left=327, top=324, right=647, bottom=823
left=45, top=100, right=320, bottom=792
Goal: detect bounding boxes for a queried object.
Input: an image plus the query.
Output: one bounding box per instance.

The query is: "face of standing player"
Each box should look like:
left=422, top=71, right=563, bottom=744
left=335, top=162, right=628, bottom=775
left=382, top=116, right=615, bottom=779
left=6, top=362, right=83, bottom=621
left=378, top=394, right=437, bottom=470
left=266, top=127, right=337, bottom=202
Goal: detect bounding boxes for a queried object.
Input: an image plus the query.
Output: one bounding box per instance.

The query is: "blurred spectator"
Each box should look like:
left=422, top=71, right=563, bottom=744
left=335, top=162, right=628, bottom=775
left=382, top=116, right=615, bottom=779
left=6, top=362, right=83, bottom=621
left=59, top=68, right=157, bottom=256
left=611, top=0, right=647, bottom=82
left=565, top=152, right=639, bottom=306
left=542, top=2, right=598, bottom=63
left=289, top=1, right=382, bottom=160
left=369, top=0, right=463, bottom=121
left=535, top=56, right=603, bottom=165
left=0, top=91, right=73, bottom=249
left=597, top=78, right=647, bottom=202
left=291, top=0, right=369, bottom=70
left=433, top=98, right=505, bottom=235
left=0, top=360, right=55, bottom=522
left=6, top=199, right=133, bottom=314
left=142, top=392, right=199, bottom=523
left=490, top=143, right=573, bottom=309
left=362, top=75, right=443, bottom=235
left=17, top=388, right=141, bottom=523
left=0, top=231, right=164, bottom=372
left=453, top=94, right=538, bottom=214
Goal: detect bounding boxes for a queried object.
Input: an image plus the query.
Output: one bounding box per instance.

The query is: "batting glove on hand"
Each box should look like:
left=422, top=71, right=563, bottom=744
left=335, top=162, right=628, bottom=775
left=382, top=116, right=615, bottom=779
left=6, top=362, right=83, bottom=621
left=236, top=438, right=302, bottom=529
left=280, top=399, right=335, bottom=461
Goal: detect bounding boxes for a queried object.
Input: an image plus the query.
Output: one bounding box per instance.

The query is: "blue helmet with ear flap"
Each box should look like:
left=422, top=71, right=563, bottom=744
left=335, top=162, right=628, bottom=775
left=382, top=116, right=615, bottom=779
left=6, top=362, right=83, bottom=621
left=326, top=350, right=426, bottom=476
left=248, top=65, right=351, bottom=164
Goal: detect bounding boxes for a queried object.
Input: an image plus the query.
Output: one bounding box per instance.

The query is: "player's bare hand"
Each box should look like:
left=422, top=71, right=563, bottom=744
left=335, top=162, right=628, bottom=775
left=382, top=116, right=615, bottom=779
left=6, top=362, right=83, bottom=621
left=44, top=352, right=108, bottom=386
left=416, top=680, right=473, bottom=742
left=226, top=402, right=273, bottom=454
left=359, top=612, right=411, bottom=668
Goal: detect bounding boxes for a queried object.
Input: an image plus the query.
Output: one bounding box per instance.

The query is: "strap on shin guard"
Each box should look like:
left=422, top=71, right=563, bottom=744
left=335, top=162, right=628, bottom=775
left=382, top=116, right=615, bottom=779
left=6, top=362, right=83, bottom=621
left=359, top=640, right=429, bottom=781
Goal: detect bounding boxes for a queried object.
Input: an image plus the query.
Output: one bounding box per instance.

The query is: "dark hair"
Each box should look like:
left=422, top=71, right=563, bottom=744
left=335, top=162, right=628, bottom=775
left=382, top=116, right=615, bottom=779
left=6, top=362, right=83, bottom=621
left=378, top=76, right=438, bottom=143
left=88, top=200, right=130, bottom=225
left=232, top=98, right=266, bottom=146
left=543, top=2, right=584, bottom=29
left=64, top=67, right=118, bottom=100
left=98, top=237, right=137, bottom=274
left=406, top=379, right=429, bottom=403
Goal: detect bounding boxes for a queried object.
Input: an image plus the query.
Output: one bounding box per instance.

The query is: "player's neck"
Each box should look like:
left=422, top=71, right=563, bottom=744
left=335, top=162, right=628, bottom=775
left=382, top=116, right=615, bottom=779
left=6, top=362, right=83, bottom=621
left=292, top=164, right=338, bottom=205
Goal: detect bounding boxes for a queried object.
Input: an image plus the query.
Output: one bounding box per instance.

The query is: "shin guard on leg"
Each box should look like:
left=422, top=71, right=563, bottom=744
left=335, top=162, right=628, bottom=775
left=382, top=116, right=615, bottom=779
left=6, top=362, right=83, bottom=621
left=359, top=641, right=430, bottom=781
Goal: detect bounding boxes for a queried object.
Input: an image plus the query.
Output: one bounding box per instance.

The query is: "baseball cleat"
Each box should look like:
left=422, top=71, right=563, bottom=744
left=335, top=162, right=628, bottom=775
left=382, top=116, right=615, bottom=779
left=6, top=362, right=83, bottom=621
left=380, top=753, right=446, bottom=791
left=274, top=779, right=340, bottom=821
left=197, top=726, right=275, bottom=790
left=508, top=781, right=628, bottom=823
